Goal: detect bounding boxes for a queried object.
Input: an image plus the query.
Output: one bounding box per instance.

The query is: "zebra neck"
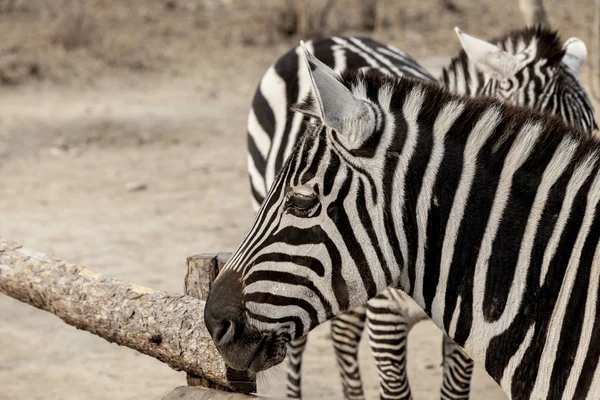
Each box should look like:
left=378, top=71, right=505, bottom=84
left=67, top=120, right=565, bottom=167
left=439, top=54, right=482, bottom=97
left=392, top=98, right=600, bottom=398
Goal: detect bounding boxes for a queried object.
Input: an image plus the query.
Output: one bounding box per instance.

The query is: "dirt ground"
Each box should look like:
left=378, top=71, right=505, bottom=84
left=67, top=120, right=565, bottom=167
left=0, top=1, right=598, bottom=399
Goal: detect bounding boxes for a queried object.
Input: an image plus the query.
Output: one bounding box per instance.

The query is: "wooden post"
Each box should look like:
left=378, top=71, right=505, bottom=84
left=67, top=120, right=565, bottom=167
left=184, top=253, right=256, bottom=394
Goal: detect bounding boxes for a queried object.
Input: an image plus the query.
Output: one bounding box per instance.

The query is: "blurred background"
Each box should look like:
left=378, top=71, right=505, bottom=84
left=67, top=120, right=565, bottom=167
left=0, top=0, right=597, bottom=399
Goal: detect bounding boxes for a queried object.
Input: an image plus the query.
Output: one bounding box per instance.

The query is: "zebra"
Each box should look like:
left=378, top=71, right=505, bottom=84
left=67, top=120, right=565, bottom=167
left=245, top=26, right=597, bottom=399
left=205, top=42, right=600, bottom=399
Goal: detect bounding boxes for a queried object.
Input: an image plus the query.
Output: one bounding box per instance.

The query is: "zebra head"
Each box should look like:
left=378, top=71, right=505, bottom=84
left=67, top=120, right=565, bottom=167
left=205, top=43, right=396, bottom=373
left=445, top=26, right=597, bottom=133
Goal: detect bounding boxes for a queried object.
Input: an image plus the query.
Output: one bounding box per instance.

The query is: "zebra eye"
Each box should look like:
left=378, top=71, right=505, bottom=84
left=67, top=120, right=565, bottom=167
left=285, top=191, right=319, bottom=217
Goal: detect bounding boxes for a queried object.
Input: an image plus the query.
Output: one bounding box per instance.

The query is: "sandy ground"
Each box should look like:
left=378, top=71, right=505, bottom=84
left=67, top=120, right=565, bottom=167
left=1, top=1, right=599, bottom=399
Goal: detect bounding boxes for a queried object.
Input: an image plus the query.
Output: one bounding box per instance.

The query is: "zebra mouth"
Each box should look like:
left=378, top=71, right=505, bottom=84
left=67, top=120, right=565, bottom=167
left=245, top=332, right=288, bottom=373
left=214, top=328, right=288, bottom=374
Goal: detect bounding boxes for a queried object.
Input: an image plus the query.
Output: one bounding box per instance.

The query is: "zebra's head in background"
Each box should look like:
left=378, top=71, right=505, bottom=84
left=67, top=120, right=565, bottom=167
left=205, top=43, right=402, bottom=373
left=443, top=25, right=597, bottom=133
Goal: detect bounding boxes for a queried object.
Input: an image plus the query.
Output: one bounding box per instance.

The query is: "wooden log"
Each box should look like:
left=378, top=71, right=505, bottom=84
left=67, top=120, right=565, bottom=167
left=185, top=254, right=256, bottom=394
left=162, top=386, right=275, bottom=400
left=0, top=239, right=232, bottom=389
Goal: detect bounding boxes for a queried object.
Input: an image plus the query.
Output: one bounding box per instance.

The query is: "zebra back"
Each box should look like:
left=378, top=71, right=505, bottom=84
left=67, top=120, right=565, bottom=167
left=247, top=36, right=434, bottom=209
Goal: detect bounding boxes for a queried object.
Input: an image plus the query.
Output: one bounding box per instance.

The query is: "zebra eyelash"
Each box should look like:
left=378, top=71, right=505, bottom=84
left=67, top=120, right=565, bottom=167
left=284, top=191, right=320, bottom=218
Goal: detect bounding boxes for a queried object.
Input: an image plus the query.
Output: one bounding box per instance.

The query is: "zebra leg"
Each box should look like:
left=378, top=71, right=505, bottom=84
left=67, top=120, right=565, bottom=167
left=285, top=335, right=308, bottom=398
left=440, top=334, right=473, bottom=400
left=367, top=293, right=414, bottom=400
left=331, top=306, right=367, bottom=400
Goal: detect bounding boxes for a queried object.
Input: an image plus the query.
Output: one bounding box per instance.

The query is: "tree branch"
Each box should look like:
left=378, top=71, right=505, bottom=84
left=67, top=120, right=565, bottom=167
left=0, top=239, right=234, bottom=390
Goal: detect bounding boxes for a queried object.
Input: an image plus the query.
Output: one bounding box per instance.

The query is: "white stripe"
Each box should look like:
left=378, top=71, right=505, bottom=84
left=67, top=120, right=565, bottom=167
left=378, top=47, right=432, bottom=80
left=262, top=65, right=292, bottom=190
left=349, top=37, right=408, bottom=78
left=330, top=37, right=389, bottom=74
left=248, top=153, right=266, bottom=199
left=245, top=280, right=328, bottom=322
left=393, top=87, right=426, bottom=291
left=413, top=101, right=465, bottom=308
left=247, top=108, right=271, bottom=159
left=448, top=295, right=462, bottom=338
left=587, top=358, right=600, bottom=399
left=467, top=137, right=575, bottom=356
left=331, top=43, right=347, bottom=72
left=431, top=107, right=502, bottom=325
left=468, top=122, right=543, bottom=362
left=283, top=111, right=305, bottom=163
left=540, top=155, right=597, bottom=285
left=500, top=323, right=535, bottom=394
left=531, top=159, right=599, bottom=399
left=564, top=239, right=600, bottom=398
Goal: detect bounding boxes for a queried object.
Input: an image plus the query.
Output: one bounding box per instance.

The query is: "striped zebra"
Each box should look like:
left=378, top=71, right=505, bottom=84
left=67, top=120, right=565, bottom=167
left=205, top=42, right=600, bottom=399
left=245, top=27, right=597, bottom=399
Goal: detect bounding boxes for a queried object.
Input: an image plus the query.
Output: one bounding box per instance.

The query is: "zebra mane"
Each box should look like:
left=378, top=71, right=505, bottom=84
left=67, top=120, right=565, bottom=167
left=493, top=25, right=565, bottom=63
left=490, top=25, right=565, bottom=65
left=442, top=26, right=566, bottom=87
left=461, top=25, right=564, bottom=64
left=295, top=68, right=596, bottom=152
left=291, top=94, right=319, bottom=118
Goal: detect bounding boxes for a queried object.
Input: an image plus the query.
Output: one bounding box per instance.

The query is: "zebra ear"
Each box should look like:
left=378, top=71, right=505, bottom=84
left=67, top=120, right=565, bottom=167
left=298, top=41, right=375, bottom=145
left=454, top=27, right=520, bottom=80
left=562, top=38, right=587, bottom=75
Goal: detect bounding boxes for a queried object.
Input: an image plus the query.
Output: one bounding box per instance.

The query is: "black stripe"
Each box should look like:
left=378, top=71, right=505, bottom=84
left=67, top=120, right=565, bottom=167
left=246, top=311, right=304, bottom=340
left=573, top=202, right=600, bottom=397
left=356, top=179, right=392, bottom=284
left=246, top=292, right=319, bottom=330
left=251, top=253, right=326, bottom=276
left=273, top=48, right=300, bottom=175
left=404, top=89, right=436, bottom=294
left=486, top=151, right=578, bottom=386
left=246, top=270, right=333, bottom=317
left=482, top=132, right=555, bottom=322
left=444, top=116, right=514, bottom=345
left=251, top=88, right=275, bottom=139
left=422, top=107, right=472, bottom=313
left=380, top=86, right=410, bottom=284
left=548, top=164, right=599, bottom=399
left=327, top=169, right=377, bottom=299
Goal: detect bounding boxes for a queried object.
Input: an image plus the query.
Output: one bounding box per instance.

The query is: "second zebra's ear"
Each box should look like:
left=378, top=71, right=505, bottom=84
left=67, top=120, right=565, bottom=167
left=454, top=27, right=521, bottom=80
left=298, top=41, right=375, bottom=148
left=562, top=38, right=587, bottom=75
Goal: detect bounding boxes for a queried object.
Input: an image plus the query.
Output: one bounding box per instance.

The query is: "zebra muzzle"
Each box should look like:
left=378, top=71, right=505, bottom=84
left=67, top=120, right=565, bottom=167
left=205, top=269, right=288, bottom=372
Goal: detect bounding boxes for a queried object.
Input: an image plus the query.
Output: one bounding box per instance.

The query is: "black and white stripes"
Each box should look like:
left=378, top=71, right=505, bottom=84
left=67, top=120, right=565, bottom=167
left=244, top=27, right=597, bottom=400
left=247, top=36, right=435, bottom=210
left=205, top=43, right=600, bottom=399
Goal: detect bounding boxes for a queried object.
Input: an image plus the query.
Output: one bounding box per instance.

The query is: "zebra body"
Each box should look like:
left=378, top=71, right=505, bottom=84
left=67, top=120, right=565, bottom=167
left=246, top=27, right=596, bottom=399
left=248, top=35, right=459, bottom=399
left=205, top=41, right=600, bottom=399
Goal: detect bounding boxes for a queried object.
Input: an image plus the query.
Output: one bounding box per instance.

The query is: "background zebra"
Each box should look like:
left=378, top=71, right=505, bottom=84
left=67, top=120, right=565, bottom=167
left=205, top=42, right=600, bottom=399
left=246, top=26, right=597, bottom=400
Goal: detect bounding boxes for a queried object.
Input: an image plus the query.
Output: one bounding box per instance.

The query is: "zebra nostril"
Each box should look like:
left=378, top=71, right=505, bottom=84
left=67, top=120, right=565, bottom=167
left=214, top=319, right=235, bottom=345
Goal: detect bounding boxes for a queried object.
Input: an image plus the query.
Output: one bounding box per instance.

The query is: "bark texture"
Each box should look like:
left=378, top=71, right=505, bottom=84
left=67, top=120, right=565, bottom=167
left=0, top=239, right=232, bottom=389
left=162, top=387, right=273, bottom=400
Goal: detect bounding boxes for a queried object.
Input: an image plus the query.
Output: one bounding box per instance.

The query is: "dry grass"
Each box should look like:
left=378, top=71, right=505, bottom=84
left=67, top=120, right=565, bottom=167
left=0, top=0, right=597, bottom=88
left=50, top=2, right=99, bottom=51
